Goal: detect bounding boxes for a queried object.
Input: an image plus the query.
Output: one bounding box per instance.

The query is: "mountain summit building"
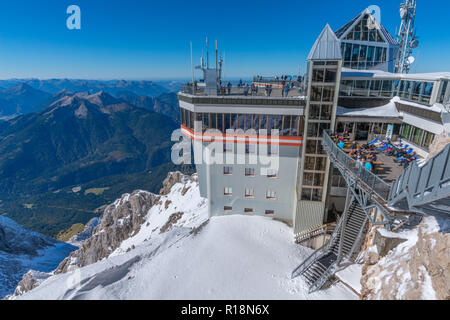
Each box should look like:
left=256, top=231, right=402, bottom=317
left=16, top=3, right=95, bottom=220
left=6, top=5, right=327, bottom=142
left=177, top=8, right=450, bottom=237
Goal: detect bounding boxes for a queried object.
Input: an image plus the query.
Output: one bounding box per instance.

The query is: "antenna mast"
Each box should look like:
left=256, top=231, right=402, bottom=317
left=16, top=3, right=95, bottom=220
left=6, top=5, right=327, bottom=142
left=395, top=0, right=419, bottom=74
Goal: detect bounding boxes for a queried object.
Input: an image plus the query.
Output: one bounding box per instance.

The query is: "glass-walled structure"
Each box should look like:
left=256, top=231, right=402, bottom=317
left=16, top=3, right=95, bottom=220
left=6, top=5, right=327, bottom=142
left=334, top=9, right=399, bottom=72
left=180, top=109, right=303, bottom=137
left=400, top=123, right=436, bottom=151
left=340, top=79, right=395, bottom=98
left=397, top=80, right=434, bottom=104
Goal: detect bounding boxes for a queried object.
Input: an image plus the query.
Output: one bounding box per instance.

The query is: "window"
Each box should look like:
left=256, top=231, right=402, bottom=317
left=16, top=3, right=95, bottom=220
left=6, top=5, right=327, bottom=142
left=224, top=206, right=232, bottom=213
left=422, top=132, right=435, bottom=150
left=224, top=143, right=233, bottom=152
left=224, top=187, right=233, bottom=196
left=266, top=190, right=276, bottom=199
left=411, top=127, right=423, bottom=146
left=439, top=81, right=448, bottom=103
left=245, top=144, right=256, bottom=154
left=245, top=188, right=255, bottom=198
left=245, top=168, right=255, bottom=177
left=265, top=210, right=275, bottom=216
left=224, top=166, right=233, bottom=175
left=244, top=208, right=254, bottom=214
left=268, top=144, right=279, bottom=155
left=267, top=169, right=278, bottom=178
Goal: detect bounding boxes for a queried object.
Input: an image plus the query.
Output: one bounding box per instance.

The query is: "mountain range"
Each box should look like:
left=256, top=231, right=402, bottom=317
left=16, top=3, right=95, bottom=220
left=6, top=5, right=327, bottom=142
left=0, top=87, right=190, bottom=237
left=0, top=79, right=183, bottom=120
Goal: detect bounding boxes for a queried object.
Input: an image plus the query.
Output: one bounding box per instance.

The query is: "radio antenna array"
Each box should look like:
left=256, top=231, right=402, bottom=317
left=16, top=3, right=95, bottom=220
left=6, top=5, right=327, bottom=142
left=395, top=0, right=418, bottom=74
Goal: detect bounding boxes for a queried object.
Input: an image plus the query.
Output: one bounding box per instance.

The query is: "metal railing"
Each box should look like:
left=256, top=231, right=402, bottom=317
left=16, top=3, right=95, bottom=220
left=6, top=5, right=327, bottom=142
left=389, top=142, right=450, bottom=214
left=291, top=212, right=345, bottom=279
left=294, top=223, right=336, bottom=244
left=180, top=83, right=302, bottom=97
left=322, top=131, right=391, bottom=201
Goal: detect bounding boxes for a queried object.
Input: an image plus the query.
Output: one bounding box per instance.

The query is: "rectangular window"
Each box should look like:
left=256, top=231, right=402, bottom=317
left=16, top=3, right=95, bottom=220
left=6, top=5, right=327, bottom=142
left=266, top=190, right=276, bottom=199
left=245, top=168, right=255, bottom=177
left=245, top=188, right=255, bottom=198
left=268, top=144, right=279, bottom=155
left=224, top=206, right=232, bottom=213
left=223, top=166, right=233, bottom=175
left=245, top=144, right=256, bottom=154
left=301, top=188, right=312, bottom=201
left=422, top=132, right=435, bottom=150
left=265, top=210, right=275, bottom=216
left=224, top=143, right=233, bottom=152
left=244, top=208, right=254, bottom=214
left=267, top=169, right=278, bottom=178
left=224, top=187, right=233, bottom=196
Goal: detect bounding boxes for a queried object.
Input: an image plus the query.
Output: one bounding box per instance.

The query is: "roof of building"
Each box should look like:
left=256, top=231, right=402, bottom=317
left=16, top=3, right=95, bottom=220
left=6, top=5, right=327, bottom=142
left=337, top=100, right=400, bottom=118
left=334, top=8, right=399, bottom=46
left=307, top=24, right=343, bottom=61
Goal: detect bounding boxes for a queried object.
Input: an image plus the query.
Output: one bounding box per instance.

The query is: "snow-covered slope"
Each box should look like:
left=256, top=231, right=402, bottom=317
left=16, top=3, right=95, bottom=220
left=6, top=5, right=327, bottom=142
left=13, top=172, right=356, bottom=300
left=0, top=215, right=76, bottom=298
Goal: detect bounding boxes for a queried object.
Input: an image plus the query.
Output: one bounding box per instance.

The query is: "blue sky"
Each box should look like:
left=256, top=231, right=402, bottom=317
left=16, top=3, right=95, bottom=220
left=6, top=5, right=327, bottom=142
left=0, top=0, right=448, bottom=80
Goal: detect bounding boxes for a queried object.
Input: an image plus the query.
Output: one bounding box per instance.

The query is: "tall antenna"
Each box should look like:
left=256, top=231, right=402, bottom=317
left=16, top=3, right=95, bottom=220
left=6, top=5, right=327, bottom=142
left=395, top=0, right=419, bottom=74
left=190, top=41, right=194, bottom=85
left=206, top=37, right=209, bottom=69
left=215, top=40, right=218, bottom=73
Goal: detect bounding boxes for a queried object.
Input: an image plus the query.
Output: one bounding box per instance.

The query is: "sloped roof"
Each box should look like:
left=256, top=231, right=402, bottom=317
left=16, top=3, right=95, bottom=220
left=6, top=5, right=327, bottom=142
left=307, top=24, right=343, bottom=61
left=335, top=8, right=399, bottom=46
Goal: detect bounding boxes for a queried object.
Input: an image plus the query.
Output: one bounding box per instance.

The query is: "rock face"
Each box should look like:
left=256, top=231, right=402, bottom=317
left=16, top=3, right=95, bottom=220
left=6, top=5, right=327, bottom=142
left=67, top=217, right=101, bottom=247
left=159, top=171, right=185, bottom=195
left=55, top=171, right=189, bottom=274
left=11, top=271, right=50, bottom=298
left=55, top=190, right=159, bottom=274
left=361, top=217, right=450, bottom=300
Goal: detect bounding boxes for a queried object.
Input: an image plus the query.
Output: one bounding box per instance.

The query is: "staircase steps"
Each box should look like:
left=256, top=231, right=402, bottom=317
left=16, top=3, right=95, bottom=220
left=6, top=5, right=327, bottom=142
left=296, top=199, right=368, bottom=293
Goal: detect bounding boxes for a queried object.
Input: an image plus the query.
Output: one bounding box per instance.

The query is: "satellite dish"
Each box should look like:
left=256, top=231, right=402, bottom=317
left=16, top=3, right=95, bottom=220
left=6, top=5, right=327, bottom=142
left=410, top=40, right=419, bottom=48
left=400, top=8, right=407, bottom=19
left=407, top=56, right=415, bottom=65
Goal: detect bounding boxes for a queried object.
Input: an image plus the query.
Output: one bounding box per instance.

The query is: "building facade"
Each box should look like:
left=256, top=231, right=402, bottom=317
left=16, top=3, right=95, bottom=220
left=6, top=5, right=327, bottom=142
left=177, top=8, right=450, bottom=236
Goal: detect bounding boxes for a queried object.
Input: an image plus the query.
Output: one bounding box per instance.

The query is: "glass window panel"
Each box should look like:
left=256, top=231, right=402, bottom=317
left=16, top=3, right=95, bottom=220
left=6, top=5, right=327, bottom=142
left=307, top=123, right=319, bottom=137
left=311, top=86, right=323, bottom=101
left=312, top=189, right=323, bottom=202
left=301, top=188, right=312, bottom=201
left=312, top=69, right=325, bottom=82
left=325, top=69, right=337, bottom=82
left=305, top=156, right=315, bottom=170
left=303, top=173, right=314, bottom=186
left=310, top=104, right=321, bottom=120
left=306, top=140, right=317, bottom=154
left=320, top=104, right=332, bottom=120
left=282, top=115, right=292, bottom=136
left=315, top=157, right=326, bottom=171
left=352, top=44, right=360, bottom=61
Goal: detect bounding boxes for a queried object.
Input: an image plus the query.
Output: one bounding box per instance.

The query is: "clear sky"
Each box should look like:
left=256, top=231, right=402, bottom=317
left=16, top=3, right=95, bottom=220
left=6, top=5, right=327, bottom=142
left=0, top=0, right=448, bottom=80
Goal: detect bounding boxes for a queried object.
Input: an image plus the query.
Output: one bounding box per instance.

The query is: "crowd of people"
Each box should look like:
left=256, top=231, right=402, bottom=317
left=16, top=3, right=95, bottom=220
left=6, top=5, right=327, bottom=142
left=332, top=133, right=380, bottom=173
left=185, top=75, right=301, bottom=97
left=332, top=132, right=420, bottom=175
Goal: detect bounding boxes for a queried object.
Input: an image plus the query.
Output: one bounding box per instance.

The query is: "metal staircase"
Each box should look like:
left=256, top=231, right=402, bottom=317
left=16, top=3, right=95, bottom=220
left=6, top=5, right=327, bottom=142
left=292, top=198, right=368, bottom=293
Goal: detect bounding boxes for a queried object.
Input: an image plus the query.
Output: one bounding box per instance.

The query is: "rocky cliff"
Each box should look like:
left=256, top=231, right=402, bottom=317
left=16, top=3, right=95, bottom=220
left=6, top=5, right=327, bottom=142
left=360, top=217, right=449, bottom=300
left=54, top=172, right=189, bottom=274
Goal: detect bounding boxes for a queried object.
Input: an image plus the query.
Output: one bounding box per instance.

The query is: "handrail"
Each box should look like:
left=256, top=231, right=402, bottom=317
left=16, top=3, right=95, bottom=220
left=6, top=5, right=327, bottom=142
left=388, top=142, right=450, bottom=214
left=291, top=212, right=345, bottom=279
left=323, top=130, right=391, bottom=201
left=309, top=262, right=338, bottom=294
left=294, top=223, right=336, bottom=243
